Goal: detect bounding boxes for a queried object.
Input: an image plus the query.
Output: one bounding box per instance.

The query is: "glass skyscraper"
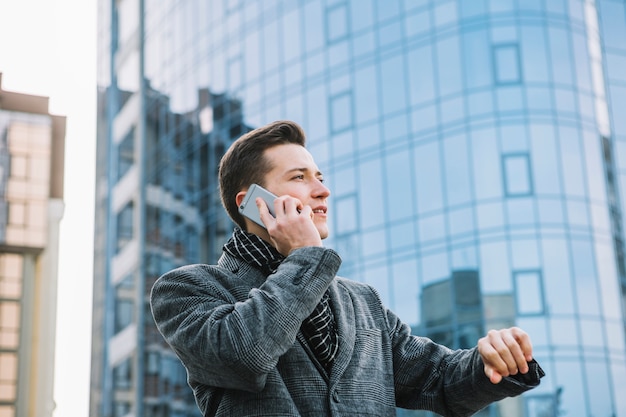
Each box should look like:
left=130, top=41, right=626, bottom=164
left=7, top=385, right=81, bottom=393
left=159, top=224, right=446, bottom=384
left=92, top=1, right=626, bottom=416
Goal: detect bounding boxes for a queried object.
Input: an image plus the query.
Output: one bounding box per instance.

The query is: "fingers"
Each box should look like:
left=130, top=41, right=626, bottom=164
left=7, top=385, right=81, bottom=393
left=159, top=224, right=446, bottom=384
left=256, top=196, right=307, bottom=224
left=478, top=327, right=533, bottom=384
left=279, top=196, right=306, bottom=218
left=514, top=327, right=534, bottom=362
left=258, top=196, right=321, bottom=255
left=256, top=197, right=275, bottom=228
left=267, top=196, right=305, bottom=221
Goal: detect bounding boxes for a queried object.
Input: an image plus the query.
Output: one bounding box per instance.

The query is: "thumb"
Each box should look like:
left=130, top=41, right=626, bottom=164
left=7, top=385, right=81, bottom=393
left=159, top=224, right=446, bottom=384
left=484, top=365, right=503, bottom=384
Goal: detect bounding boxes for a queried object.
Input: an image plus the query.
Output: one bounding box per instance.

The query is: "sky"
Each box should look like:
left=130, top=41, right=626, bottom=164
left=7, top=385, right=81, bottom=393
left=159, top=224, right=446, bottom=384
left=0, top=0, right=97, bottom=416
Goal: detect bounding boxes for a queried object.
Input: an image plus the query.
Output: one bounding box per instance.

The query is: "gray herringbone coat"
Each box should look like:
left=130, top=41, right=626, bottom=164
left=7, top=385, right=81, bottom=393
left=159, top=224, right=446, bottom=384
left=150, top=246, right=539, bottom=416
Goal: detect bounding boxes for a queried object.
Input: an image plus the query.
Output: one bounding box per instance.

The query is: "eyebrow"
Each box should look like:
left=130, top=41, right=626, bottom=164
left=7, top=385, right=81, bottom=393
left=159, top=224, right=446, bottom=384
left=286, top=167, right=324, bottom=177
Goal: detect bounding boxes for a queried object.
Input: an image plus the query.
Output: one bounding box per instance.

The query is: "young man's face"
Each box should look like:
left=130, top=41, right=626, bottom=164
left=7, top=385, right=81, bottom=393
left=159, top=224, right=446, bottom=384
left=259, top=143, right=331, bottom=239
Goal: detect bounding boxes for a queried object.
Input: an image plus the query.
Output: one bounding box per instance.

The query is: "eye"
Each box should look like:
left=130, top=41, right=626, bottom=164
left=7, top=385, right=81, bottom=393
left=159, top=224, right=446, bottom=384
left=292, top=174, right=305, bottom=180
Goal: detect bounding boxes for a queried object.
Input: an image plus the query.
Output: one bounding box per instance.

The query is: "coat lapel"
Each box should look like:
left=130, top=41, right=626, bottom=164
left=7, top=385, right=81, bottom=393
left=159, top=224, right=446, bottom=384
left=328, top=281, right=356, bottom=383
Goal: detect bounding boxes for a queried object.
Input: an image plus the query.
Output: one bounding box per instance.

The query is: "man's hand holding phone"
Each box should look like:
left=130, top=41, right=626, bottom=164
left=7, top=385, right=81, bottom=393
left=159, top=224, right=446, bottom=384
left=240, top=184, right=322, bottom=255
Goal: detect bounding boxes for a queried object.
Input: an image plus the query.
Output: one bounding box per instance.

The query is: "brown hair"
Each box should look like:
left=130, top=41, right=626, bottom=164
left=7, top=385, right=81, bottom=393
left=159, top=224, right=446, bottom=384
left=218, top=120, right=307, bottom=229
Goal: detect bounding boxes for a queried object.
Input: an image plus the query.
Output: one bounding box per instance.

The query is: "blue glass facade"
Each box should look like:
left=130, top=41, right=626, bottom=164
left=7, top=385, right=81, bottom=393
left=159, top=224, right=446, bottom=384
left=93, top=1, right=626, bottom=416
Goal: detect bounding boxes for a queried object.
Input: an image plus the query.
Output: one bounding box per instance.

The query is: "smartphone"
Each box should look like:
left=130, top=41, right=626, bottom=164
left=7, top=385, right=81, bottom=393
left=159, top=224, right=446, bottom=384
left=238, top=184, right=277, bottom=228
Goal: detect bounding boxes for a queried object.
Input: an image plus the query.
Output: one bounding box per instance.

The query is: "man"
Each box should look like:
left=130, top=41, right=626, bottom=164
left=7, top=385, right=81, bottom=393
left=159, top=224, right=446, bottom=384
left=150, top=120, right=544, bottom=416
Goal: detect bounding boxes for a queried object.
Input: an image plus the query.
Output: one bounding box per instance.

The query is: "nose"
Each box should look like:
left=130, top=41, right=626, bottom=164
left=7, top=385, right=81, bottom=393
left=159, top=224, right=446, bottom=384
left=313, top=179, right=330, bottom=198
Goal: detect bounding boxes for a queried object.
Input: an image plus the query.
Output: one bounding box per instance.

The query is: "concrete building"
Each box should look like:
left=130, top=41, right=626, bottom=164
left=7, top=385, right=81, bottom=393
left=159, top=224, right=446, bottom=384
left=0, top=73, right=66, bottom=417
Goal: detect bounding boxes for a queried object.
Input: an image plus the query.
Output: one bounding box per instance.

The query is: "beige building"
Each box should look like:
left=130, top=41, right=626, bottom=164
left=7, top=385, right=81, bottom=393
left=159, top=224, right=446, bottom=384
left=0, top=73, right=65, bottom=417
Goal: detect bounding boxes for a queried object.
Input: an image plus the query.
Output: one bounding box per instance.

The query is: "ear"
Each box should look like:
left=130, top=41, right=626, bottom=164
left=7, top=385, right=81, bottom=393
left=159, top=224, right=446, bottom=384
left=236, top=190, right=247, bottom=209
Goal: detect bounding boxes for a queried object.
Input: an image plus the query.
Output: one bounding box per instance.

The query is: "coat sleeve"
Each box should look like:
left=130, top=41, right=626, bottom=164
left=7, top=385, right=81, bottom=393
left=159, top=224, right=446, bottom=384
left=149, top=246, right=341, bottom=393
left=387, top=307, right=543, bottom=416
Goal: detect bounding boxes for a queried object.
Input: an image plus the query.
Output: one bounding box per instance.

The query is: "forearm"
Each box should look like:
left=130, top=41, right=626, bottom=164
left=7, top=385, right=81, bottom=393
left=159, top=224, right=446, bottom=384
left=391, top=319, right=543, bottom=416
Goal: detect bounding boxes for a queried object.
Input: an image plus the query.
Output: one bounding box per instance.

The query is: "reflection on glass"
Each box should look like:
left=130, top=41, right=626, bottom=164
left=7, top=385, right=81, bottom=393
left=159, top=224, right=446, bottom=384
left=422, top=270, right=483, bottom=349
left=526, top=395, right=557, bottom=417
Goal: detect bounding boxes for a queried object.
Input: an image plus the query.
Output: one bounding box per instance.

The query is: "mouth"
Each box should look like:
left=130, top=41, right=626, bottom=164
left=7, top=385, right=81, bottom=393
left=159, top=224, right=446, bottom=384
left=312, top=206, right=327, bottom=215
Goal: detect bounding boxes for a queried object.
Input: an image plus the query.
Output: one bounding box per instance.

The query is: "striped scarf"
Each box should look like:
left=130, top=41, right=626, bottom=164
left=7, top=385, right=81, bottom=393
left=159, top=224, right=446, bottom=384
left=223, top=228, right=339, bottom=371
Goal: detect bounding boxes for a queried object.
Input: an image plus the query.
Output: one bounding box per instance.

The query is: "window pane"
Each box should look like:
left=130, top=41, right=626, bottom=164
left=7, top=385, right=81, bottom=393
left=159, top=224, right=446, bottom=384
left=443, top=134, right=471, bottom=206
left=530, top=124, right=560, bottom=195
left=480, top=241, right=512, bottom=293
left=437, top=36, right=462, bottom=95
left=414, top=141, right=444, bottom=213
left=282, top=9, right=302, bottom=62
left=378, top=21, right=402, bottom=48
left=304, top=1, right=324, bottom=51
left=514, top=271, right=544, bottom=315
left=559, top=126, right=585, bottom=197
left=585, top=360, right=613, bottom=417
left=358, top=159, right=385, bottom=228
left=380, top=54, right=407, bottom=115
left=600, top=1, right=626, bottom=50
left=419, top=213, right=445, bottom=243
left=408, top=45, right=435, bottom=105
left=330, top=92, right=353, bottom=133
left=392, top=259, right=419, bottom=324
left=385, top=151, right=414, bottom=221
left=326, top=4, right=348, bottom=43
left=463, top=29, right=491, bottom=89
left=335, top=195, right=358, bottom=235
left=571, top=239, right=600, bottom=315
left=503, top=154, right=532, bottom=196
left=471, top=128, right=502, bottom=200
left=493, top=44, right=521, bottom=84
left=520, top=26, right=549, bottom=83
left=354, top=65, right=379, bottom=124
left=350, top=0, right=373, bottom=32
left=389, top=221, right=416, bottom=251
left=448, top=207, right=474, bottom=236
